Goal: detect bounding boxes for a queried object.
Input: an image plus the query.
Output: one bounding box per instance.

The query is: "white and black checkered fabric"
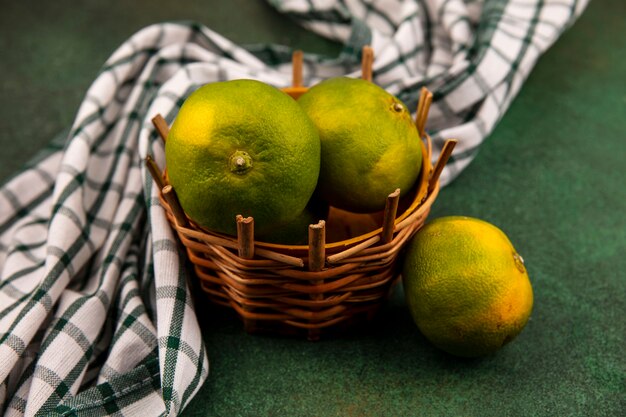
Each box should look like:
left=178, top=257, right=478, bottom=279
left=0, top=1, right=588, bottom=415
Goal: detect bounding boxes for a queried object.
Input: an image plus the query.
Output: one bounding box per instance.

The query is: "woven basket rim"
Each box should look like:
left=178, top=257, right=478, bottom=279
left=156, top=83, right=438, bottom=256
left=144, top=47, right=457, bottom=339
left=160, top=132, right=436, bottom=256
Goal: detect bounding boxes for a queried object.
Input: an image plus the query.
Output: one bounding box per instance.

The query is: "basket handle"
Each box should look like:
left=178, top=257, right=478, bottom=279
left=361, top=45, right=374, bottom=82
left=382, top=189, right=401, bottom=243
left=428, top=139, right=457, bottom=194
left=145, top=155, right=165, bottom=190
left=292, top=50, right=304, bottom=88
left=416, top=87, right=433, bottom=139
left=162, top=185, right=189, bottom=228
left=152, top=114, right=169, bottom=142
left=308, top=221, right=326, bottom=272
left=236, top=215, right=255, bottom=259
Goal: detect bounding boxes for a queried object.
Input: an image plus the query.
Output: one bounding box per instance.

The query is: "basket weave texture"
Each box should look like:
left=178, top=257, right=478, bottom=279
left=157, top=129, right=443, bottom=340
left=148, top=50, right=455, bottom=339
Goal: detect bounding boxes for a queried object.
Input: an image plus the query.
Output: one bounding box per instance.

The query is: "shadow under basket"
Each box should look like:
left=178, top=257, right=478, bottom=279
left=147, top=47, right=457, bottom=340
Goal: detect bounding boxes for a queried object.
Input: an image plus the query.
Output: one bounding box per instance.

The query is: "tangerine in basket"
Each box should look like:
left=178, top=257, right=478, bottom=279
left=165, top=79, right=320, bottom=236
left=256, top=195, right=329, bottom=245
left=298, top=77, right=422, bottom=213
left=402, top=216, right=534, bottom=357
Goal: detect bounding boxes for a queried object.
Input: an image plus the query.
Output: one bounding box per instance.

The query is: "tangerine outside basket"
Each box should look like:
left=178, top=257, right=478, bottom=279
left=146, top=46, right=456, bottom=340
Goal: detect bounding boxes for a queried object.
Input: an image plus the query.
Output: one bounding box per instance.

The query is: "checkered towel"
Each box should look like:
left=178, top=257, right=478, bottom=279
left=0, top=0, right=588, bottom=415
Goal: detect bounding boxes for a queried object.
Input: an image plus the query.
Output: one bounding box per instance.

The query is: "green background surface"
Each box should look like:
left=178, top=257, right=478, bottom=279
left=1, top=0, right=624, bottom=416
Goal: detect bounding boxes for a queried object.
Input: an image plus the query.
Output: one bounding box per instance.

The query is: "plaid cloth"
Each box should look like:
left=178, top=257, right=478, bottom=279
left=0, top=0, right=588, bottom=415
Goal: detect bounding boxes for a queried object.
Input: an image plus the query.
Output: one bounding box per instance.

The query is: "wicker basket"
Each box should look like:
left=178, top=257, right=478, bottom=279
left=146, top=47, right=456, bottom=340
